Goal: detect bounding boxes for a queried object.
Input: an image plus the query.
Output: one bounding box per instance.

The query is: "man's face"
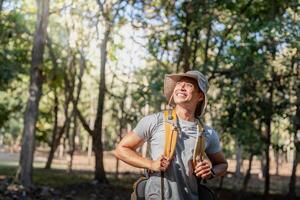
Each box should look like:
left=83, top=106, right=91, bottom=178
left=173, top=77, right=203, bottom=107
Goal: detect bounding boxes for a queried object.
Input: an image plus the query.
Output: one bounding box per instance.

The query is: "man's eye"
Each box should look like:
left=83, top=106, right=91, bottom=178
left=186, top=83, right=193, bottom=88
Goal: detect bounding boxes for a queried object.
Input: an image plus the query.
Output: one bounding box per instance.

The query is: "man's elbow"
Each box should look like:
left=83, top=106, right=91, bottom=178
left=114, top=144, right=123, bottom=160
left=221, top=160, right=228, bottom=176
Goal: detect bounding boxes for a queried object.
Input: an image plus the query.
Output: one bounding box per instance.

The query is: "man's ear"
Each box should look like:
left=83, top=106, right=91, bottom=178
left=197, top=92, right=204, bottom=102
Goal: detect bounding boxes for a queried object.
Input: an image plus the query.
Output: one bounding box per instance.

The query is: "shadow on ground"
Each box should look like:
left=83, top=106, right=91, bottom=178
left=0, top=166, right=299, bottom=200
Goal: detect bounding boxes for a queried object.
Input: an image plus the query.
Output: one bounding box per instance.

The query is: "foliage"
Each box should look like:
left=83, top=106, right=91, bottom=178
left=0, top=0, right=299, bottom=194
left=0, top=11, right=31, bottom=90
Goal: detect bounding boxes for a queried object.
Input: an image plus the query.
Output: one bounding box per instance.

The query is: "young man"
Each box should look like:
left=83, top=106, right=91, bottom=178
left=115, top=71, right=228, bottom=199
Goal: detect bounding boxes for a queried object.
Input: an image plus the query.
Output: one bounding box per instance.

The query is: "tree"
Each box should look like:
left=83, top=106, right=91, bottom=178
left=17, top=0, right=50, bottom=187
left=288, top=50, right=300, bottom=200
left=75, top=0, right=127, bottom=182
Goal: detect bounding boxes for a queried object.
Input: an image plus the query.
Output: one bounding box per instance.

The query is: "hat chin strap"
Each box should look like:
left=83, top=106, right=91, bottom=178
left=168, top=91, right=175, bottom=107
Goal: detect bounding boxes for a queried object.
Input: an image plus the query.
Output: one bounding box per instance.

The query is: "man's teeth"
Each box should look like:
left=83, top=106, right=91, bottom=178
left=177, top=93, right=186, bottom=97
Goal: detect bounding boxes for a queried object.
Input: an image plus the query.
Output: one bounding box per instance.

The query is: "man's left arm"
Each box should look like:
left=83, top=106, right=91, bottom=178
left=207, top=151, right=228, bottom=178
left=194, top=151, right=228, bottom=180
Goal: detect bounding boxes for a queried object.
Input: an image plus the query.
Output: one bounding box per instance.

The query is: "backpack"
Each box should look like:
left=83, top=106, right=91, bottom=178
left=130, top=109, right=216, bottom=200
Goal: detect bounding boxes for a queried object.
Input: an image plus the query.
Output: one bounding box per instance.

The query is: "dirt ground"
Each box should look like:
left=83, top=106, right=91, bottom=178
left=0, top=146, right=300, bottom=199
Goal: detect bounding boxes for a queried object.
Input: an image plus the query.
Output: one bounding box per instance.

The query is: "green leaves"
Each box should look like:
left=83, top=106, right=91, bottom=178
left=0, top=11, right=31, bottom=91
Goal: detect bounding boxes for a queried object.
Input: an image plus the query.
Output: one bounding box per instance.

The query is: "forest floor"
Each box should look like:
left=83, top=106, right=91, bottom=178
left=0, top=145, right=299, bottom=200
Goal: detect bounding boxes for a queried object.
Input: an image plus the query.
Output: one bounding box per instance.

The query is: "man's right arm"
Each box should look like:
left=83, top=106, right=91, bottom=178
left=114, top=131, right=170, bottom=172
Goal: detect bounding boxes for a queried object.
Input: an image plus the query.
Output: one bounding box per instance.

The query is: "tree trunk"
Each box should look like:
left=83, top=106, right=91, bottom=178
left=243, top=152, right=254, bottom=190
left=263, top=121, right=271, bottom=199
left=238, top=152, right=254, bottom=200
left=235, top=140, right=243, bottom=177
left=68, top=113, right=77, bottom=172
left=45, top=74, right=73, bottom=169
left=182, top=9, right=191, bottom=72
left=93, top=23, right=111, bottom=183
left=203, top=21, right=211, bottom=72
left=66, top=49, right=85, bottom=172
left=289, top=79, right=300, bottom=199
left=263, top=83, right=273, bottom=199
left=289, top=143, right=300, bottom=200
left=275, top=148, right=279, bottom=175
left=17, top=0, right=49, bottom=187
left=45, top=36, right=64, bottom=169
left=45, top=89, right=59, bottom=169
left=87, top=135, right=92, bottom=164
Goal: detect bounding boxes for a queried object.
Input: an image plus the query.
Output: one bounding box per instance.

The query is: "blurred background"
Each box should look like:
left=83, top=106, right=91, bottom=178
left=0, top=0, right=299, bottom=199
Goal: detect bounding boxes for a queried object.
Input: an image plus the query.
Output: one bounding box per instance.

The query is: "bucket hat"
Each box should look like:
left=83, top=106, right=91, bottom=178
left=163, top=70, right=209, bottom=117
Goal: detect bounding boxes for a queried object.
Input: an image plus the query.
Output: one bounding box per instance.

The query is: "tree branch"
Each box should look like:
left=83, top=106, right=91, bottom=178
left=75, top=107, right=93, bottom=136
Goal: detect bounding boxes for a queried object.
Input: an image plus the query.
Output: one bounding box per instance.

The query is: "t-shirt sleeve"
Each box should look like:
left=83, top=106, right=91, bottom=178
left=205, top=128, right=221, bottom=154
left=132, top=114, right=158, bottom=141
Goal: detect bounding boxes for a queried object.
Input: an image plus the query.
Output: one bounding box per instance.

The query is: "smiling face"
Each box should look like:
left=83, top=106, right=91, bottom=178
left=173, top=77, right=204, bottom=109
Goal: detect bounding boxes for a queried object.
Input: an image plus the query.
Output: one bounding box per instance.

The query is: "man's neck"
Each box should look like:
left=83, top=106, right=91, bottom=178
left=175, top=105, right=195, bottom=121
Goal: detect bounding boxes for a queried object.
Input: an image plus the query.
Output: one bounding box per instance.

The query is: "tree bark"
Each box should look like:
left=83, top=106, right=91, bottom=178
left=74, top=0, right=123, bottom=183
left=17, top=0, right=49, bottom=187
left=289, top=77, right=300, bottom=199
left=68, top=113, right=77, bottom=172
left=263, top=81, right=274, bottom=199
left=289, top=144, right=300, bottom=200
left=235, top=140, right=243, bottom=177
left=243, top=152, right=254, bottom=190
left=45, top=36, right=68, bottom=169
left=93, top=22, right=111, bottom=183
left=67, top=51, right=85, bottom=172
left=203, top=21, right=211, bottom=72
left=45, top=88, right=59, bottom=169
left=275, top=148, right=279, bottom=175
left=45, top=66, right=74, bottom=168
left=238, top=152, right=254, bottom=200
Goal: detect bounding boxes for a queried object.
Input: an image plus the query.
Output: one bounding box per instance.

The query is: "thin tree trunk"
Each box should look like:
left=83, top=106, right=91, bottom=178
left=263, top=121, right=271, bottom=199
left=45, top=89, right=59, bottom=169
left=263, top=83, right=273, bottom=199
left=238, top=152, right=254, bottom=200
left=93, top=22, right=111, bottom=183
left=17, top=0, right=49, bottom=187
left=182, top=15, right=191, bottom=72
left=115, top=126, right=121, bottom=179
left=235, top=140, right=243, bottom=177
left=203, top=21, right=211, bottom=72
left=68, top=113, right=77, bottom=172
left=275, top=149, right=279, bottom=175
left=115, top=123, right=123, bottom=179
left=289, top=143, right=300, bottom=200
left=87, top=135, right=92, bottom=164
left=289, top=78, right=300, bottom=199
left=73, top=0, right=123, bottom=183
left=45, top=70, right=73, bottom=168
left=67, top=57, right=84, bottom=172
left=45, top=36, right=63, bottom=169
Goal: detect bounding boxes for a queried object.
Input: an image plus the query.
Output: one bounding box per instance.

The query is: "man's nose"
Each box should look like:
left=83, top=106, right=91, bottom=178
left=179, top=82, right=186, bottom=90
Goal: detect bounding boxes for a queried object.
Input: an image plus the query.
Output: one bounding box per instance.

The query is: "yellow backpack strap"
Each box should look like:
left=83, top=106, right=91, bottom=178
left=163, top=109, right=178, bottom=159
left=192, top=119, right=206, bottom=168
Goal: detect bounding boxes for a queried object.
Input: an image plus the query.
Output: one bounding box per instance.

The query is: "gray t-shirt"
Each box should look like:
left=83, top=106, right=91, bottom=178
left=133, top=112, right=221, bottom=200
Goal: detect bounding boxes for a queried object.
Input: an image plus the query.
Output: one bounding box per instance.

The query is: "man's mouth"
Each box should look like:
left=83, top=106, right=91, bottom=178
left=176, top=92, right=187, bottom=97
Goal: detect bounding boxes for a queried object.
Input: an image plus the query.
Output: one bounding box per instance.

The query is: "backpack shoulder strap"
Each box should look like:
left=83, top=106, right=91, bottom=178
left=192, top=119, right=206, bottom=168
left=163, top=109, right=178, bottom=159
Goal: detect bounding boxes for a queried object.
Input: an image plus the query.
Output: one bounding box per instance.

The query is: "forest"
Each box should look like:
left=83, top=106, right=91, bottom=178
left=0, top=0, right=299, bottom=199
